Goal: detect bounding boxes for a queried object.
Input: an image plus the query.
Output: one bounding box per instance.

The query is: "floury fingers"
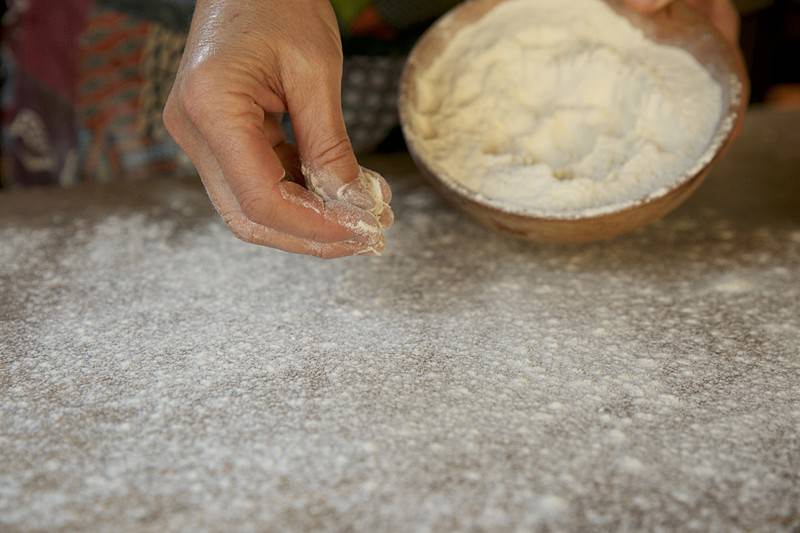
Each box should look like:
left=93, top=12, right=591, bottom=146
left=303, top=163, right=394, bottom=253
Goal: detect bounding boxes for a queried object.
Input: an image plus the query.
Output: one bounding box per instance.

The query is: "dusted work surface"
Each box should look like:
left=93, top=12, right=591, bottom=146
left=1, top=109, right=799, bottom=532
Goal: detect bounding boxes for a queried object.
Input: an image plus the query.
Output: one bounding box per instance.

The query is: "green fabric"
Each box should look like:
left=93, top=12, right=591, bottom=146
left=330, top=0, right=372, bottom=24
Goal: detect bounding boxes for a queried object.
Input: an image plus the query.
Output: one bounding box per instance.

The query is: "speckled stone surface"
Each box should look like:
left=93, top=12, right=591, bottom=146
left=1, top=109, right=799, bottom=532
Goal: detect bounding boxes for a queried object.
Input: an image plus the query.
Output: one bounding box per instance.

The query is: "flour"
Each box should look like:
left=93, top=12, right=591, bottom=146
left=3, top=147, right=800, bottom=530
left=407, top=0, right=724, bottom=216
left=303, top=164, right=393, bottom=254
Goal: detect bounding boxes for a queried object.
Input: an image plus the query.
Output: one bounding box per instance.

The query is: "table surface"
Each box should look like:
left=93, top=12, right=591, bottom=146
left=2, top=109, right=799, bottom=532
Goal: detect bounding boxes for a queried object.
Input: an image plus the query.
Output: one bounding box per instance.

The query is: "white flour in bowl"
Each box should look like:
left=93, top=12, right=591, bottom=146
left=406, top=0, right=724, bottom=216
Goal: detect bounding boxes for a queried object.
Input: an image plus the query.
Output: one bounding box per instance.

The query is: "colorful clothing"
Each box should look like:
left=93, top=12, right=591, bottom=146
left=1, top=0, right=458, bottom=188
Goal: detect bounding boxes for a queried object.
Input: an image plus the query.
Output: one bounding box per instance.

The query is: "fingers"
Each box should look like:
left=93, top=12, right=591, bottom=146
left=625, top=0, right=740, bottom=46
left=164, top=75, right=383, bottom=256
left=274, top=77, right=395, bottom=229
left=624, top=0, right=673, bottom=12
left=165, top=116, right=380, bottom=257
left=378, top=204, right=395, bottom=229
left=286, top=56, right=360, bottom=197
left=688, top=0, right=740, bottom=44
left=164, top=0, right=391, bottom=258
left=377, top=172, right=393, bottom=204
left=221, top=209, right=381, bottom=258
left=335, top=167, right=391, bottom=215
left=270, top=139, right=395, bottom=233
left=273, top=140, right=303, bottom=183
left=175, top=74, right=383, bottom=246
left=284, top=60, right=395, bottom=233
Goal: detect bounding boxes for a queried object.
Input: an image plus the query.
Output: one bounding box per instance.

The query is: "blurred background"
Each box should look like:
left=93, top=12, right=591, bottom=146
left=1, top=0, right=798, bottom=188
left=736, top=0, right=800, bottom=105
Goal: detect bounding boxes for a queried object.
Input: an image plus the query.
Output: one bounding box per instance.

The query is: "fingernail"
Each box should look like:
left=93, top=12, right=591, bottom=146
left=338, top=180, right=378, bottom=212
left=302, top=162, right=340, bottom=199
left=378, top=204, right=394, bottom=229
left=349, top=212, right=382, bottom=239
left=326, top=200, right=384, bottom=243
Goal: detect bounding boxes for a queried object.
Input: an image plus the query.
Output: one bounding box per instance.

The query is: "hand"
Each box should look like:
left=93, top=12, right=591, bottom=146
left=625, top=0, right=740, bottom=46
left=164, top=0, right=393, bottom=258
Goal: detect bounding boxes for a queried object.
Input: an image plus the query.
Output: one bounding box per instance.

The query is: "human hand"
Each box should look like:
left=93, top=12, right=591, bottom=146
left=624, top=0, right=740, bottom=46
left=164, top=0, right=393, bottom=258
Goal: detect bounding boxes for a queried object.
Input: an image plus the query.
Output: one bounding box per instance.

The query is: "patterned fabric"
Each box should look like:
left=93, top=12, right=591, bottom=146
left=76, top=7, right=181, bottom=183
left=341, top=56, right=407, bottom=153
left=2, top=0, right=190, bottom=187
left=1, top=0, right=455, bottom=188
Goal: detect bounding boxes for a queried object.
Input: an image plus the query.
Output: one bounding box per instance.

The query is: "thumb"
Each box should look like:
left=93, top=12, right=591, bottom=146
left=288, top=73, right=359, bottom=198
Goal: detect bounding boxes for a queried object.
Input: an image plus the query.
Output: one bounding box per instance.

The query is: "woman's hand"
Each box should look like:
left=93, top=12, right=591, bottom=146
left=164, top=0, right=393, bottom=258
left=625, top=0, right=740, bottom=45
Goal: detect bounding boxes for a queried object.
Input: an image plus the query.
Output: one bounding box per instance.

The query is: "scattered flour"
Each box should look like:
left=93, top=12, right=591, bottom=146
left=2, top=174, right=800, bottom=530
left=407, top=0, right=724, bottom=216
left=302, top=164, right=393, bottom=254
left=713, top=276, right=754, bottom=294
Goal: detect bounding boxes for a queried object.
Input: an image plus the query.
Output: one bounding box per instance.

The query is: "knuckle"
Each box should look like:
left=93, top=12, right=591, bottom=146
left=162, top=94, right=187, bottom=141
left=162, top=100, right=180, bottom=137
left=178, top=66, right=223, bottom=124
left=313, top=134, right=354, bottom=168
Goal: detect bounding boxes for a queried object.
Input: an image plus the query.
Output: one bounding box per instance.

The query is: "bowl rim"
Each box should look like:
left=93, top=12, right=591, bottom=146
left=397, top=0, right=750, bottom=222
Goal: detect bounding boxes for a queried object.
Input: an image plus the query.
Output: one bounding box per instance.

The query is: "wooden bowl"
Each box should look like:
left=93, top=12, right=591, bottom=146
left=398, top=0, right=749, bottom=243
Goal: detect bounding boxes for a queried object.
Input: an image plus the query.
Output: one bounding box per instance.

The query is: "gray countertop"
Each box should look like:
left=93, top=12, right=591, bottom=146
left=1, top=109, right=799, bottom=532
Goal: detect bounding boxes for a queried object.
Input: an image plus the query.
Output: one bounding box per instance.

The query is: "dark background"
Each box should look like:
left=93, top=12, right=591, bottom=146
left=738, top=0, right=800, bottom=103
left=2, top=0, right=797, bottom=104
